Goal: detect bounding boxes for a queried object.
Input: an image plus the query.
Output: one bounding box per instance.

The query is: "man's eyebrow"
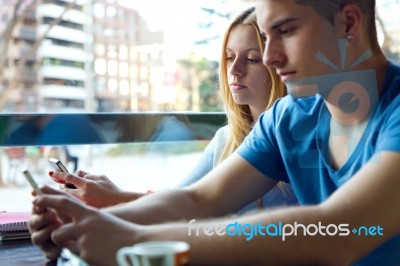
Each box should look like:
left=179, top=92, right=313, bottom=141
left=270, top=18, right=298, bottom=29
left=259, top=18, right=298, bottom=36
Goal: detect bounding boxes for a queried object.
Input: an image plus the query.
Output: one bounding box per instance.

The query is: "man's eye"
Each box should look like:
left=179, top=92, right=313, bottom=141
left=279, top=27, right=294, bottom=35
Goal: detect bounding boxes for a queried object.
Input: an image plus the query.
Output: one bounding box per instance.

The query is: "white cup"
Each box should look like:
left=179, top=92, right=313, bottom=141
left=116, top=241, right=190, bottom=266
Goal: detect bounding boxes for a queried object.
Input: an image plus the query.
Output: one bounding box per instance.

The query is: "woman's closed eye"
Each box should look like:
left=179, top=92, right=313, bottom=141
left=247, top=57, right=261, bottom=64
left=226, top=56, right=234, bottom=62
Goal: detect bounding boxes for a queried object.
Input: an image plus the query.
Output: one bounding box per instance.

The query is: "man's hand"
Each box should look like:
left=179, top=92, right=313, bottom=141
left=32, top=189, right=143, bottom=265
left=29, top=186, right=73, bottom=260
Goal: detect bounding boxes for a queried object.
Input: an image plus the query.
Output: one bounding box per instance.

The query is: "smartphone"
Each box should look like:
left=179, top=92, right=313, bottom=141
left=22, top=170, right=43, bottom=195
left=48, top=158, right=76, bottom=189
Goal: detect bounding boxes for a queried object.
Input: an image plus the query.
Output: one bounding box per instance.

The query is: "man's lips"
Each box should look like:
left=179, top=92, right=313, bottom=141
left=278, top=71, right=296, bottom=81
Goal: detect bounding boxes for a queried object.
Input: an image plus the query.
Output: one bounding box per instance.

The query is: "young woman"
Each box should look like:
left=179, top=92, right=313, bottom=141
left=178, top=7, right=296, bottom=213
left=50, top=7, right=297, bottom=211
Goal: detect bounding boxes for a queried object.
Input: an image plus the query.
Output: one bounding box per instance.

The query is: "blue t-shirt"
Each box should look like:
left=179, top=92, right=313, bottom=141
left=237, top=61, right=400, bottom=265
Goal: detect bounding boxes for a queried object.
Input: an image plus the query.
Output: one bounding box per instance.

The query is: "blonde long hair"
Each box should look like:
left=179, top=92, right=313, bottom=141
left=218, top=7, right=286, bottom=163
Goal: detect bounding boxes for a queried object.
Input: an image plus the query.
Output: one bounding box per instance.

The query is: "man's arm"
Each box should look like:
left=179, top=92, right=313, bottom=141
left=135, top=152, right=400, bottom=265
left=105, top=153, right=277, bottom=224
left=29, top=153, right=275, bottom=260
left=31, top=152, right=400, bottom=265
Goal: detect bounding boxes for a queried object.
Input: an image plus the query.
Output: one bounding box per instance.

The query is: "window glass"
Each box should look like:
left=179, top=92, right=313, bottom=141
left=0, top=0, right=259, bottom=113
left=376, top=1, right=400, bottom=62
left=1, top=0, right=400, bottom=212
left=0, top=112, right=226, bottom=211
left=1, top=0, right=397, bottom=113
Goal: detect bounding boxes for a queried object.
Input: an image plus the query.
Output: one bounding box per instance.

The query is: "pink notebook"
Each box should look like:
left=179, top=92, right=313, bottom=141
left=0, top=211, right=31, bottom=241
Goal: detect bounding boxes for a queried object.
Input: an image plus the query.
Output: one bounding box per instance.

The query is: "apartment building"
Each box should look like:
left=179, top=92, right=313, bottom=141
left=5, top=0, right=397, bottom=113
left=0, top=3, right=38, bottom=112
left=1, top=0, right=164, bottom=113
left=92, top=0, right=163, bottom=112
left=36, top=0, right=90, bottom=112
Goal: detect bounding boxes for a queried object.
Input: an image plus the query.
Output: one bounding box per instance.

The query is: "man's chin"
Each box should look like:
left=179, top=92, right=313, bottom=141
left=285, top=77, right=319, bottom=98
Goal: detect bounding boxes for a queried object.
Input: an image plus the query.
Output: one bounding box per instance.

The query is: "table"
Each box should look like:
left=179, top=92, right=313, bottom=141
left=0, top=239, right=56, bottom=266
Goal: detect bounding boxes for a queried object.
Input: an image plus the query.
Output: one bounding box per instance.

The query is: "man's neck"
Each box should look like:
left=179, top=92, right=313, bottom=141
left=324, top=54, right=389, bottom=170
left=325, top=55, right=388, bottom=125
left=372, top=55, right=389, bottom=96
left=329, top=117, right=369, bottom=170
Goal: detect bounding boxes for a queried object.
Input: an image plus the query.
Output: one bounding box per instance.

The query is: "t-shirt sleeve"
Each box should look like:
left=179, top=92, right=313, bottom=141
left=377, top=98, right=400, bottom=153
left=236, top=101, right=288, bottom=182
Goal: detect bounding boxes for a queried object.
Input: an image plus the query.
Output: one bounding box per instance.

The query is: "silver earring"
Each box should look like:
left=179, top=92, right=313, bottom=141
left=347, top=34, right=354, bottom=41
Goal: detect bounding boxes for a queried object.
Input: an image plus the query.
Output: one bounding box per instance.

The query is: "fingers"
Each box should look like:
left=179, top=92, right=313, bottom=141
left=32, top=186, right=75, bottom=220
left=81, top=174, right=103, bottom=181
left=29, top=209, right=60, bottom=232
left=29, top=210, right=63, bottom=260
left=75, top=169, right=89, bottom=177
left=75, top=171, right=105, bottom=182
left=56, top=170, right=109, bottom=185
left=51, top=223, right=81, bottom=248
left=31, top=185, right=66, bottom=209
left=33, top=186, right=61, bottom=197
left=41, top=185, right=67, bottom=195
left=52, top=171, right=87, bottom=189
left=48, top=171, right=65, bottom=184
left=31, top=221, right=62, bottom=246
left=42, top=241, right=62, bottom=260
left=33, top=194, right=92, bottom=222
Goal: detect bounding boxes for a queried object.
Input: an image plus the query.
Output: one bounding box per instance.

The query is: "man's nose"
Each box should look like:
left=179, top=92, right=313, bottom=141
left=263, top=39, right=284, bottom=68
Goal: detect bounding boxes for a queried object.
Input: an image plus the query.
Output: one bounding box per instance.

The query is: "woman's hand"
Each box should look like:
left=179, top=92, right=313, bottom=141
left=33, top=192, right=143, bottom=266
left=49, top=170, right=145, bottom=208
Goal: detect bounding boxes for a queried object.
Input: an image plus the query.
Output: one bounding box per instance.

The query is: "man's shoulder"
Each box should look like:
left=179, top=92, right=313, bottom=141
left=379, top=61, right=400, bottom=111
left=267, top=95, right=323, bottom=121
left=384, top=60, right=400, bottom=89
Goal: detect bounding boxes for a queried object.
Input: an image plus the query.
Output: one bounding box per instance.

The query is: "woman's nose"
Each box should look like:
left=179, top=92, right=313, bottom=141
left=229, top=60, right=244, bottom=76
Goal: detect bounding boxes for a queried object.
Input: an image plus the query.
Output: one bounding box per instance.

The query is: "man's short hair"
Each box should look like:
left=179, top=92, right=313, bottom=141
left=295, top=0, right=378, bottom=48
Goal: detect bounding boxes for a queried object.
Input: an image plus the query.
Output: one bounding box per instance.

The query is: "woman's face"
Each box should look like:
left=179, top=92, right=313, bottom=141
left=226, top=24, right=271, bottom=110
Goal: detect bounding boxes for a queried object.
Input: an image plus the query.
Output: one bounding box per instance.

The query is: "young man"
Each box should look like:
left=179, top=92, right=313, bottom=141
left=29, top=1, right=400, bottom=265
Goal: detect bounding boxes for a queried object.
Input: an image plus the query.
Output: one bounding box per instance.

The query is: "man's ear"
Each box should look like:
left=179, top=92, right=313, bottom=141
left=336, top=4, right=363, bottom=40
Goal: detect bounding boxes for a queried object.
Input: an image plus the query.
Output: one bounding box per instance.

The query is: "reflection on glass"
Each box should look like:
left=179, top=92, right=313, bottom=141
left=0, top=112, right=225, bottom=211
left=0, top=113, right=226, bottom=146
